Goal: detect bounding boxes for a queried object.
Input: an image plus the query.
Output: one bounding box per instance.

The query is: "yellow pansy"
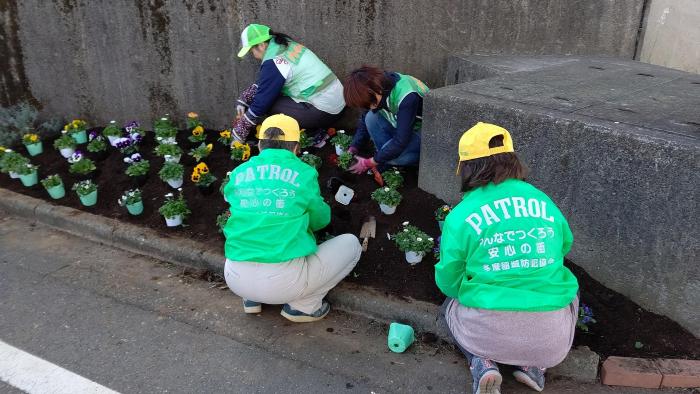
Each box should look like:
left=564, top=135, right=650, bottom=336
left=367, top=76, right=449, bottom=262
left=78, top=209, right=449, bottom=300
left=191, top=173, right=201, bottom=182
left=188, top=112, right=199, bottom=118
left=206, top=143, right=213, bottom=152
left=192, top=126, right=204, bottom=136
left=197, top=162, right=209, bottom=174
left=219, top=130, right=231, bottom=138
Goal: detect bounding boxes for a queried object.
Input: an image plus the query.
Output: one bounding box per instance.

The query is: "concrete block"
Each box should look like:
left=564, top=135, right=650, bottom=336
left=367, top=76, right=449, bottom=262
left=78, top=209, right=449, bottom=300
left=420, top=56, right=700, bottom=335
left=657, top=358, right=700, bottom=388
left=548, top=346, right=600, bottom=383
left=0, top=188, right=40, bottom=219
left=601, top=357, right=662, bottom=388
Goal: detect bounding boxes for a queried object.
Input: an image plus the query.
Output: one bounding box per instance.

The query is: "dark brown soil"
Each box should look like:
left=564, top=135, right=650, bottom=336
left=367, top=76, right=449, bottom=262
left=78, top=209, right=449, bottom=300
left=2, top=129, right=698, bottom=360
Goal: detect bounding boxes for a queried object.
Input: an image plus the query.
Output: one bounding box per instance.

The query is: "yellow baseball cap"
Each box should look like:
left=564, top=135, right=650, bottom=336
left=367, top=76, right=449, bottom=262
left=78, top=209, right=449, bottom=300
left=458, top=122, right=514, bottom=162
left=259, top=114, right=301, bottom=142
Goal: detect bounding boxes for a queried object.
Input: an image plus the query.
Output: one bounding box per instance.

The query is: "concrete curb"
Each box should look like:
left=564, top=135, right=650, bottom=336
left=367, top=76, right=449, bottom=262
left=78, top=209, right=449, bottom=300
left=0, top=187, right=598, bottom=382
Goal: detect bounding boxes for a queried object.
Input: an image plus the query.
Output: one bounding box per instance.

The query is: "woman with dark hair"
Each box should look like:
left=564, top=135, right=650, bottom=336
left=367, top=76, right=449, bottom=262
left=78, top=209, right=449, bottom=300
left=232, top=24, right=345, bottom=142
left=435, top=122, right=579, bottom=393
left=343, top=65, right=428, bottom=174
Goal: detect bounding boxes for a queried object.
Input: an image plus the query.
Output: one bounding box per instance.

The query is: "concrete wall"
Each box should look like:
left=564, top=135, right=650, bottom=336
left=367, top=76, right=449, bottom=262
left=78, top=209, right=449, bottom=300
left=638, top=0, right=700, bottom=74
left=0, top=0, right=645, bottom=128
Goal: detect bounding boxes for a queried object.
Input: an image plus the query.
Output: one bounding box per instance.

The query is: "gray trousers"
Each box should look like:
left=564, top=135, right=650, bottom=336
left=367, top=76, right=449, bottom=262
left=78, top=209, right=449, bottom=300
left=268, top=96, right=343, bottom=130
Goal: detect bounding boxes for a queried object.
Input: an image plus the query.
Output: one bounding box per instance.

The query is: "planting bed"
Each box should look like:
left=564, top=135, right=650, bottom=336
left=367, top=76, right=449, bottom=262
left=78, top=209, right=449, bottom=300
left=1, top=128, right=697, bottom=360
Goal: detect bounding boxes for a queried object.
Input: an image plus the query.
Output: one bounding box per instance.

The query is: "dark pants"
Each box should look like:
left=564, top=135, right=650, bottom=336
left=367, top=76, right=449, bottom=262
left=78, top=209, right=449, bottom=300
left=268, top=96, right=343, bottom=130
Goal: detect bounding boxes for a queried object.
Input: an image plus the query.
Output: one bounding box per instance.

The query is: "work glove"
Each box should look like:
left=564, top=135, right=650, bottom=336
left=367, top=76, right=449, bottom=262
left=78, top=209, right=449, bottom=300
left=231, top=115, right=255, bottom=143
left=348, top=156, right=377, bottom=174
left=236, top=84, right=258, bottom=117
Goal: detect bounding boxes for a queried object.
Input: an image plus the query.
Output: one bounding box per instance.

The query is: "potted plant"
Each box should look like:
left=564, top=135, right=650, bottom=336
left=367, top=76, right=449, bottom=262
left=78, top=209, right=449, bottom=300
left=158, top=191, right=190, bottom=227
left=22, top=133, right=43, bottom=156
left=330, top=129, right=352, bottom=155
left=218, top=129, right=233, bottom=146
left=154, top=116, right=177, bottom=144
left=371, top=187, right=402, bottom=215
left=16, top=162, right=39, bottom=187
left=216, top=209, right=231, bottom=233
left=300, top=151, right=322, bottom=169
left=392, top=222, right=435, bottom=264
left=0, top=149, right=29, bottom=178
left=298, top=130, right=313, bottom=149
left=114, top=132, right=142, bottom=155
left=72, top=179, right=98, bottom=206
left=53, top=132, right=77, bottom=158
left=186, top=112, right=201, bottom=130
left=86, top=131, right=109, bottom=161
left=153, top=143, right=182, bottom=164
left=188, top=125, right=206, bottom=145
left=191, top=162, right=217, bottom=195
left=159, top=162, right=184, bottom=189
left=102, top=120, right=123, bottom=146
left=435, top=205, right=452, bottom=231
left=124, top=120, right=146, bottom=137
left=230, top=141, right=251, bottom=162
left=41, top=174, right=65, bottom=199
left=188, top=143, right=212, bottom=162
left=64, top=119, right=88, bottom=144
left=124, top=156, right=150, bottom=186
left=383, top=169, right=404, bottom=189
left=118, top=188, right=144, bottom=216
left=337, top=152, right=354, bottom=170
left=68, top=151, right=98, bottom=180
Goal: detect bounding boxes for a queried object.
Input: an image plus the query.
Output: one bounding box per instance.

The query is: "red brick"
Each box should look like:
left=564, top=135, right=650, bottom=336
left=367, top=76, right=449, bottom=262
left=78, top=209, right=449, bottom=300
left=601, top=356, right=662, bottom=389
left=657, top=358, right=700, bottom=388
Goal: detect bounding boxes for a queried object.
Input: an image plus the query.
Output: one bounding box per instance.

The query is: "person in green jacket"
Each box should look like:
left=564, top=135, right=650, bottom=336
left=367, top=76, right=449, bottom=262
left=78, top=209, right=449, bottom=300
left=435, top=122, right=579, bottom=393
left=223, top=114, right=362, bottom=322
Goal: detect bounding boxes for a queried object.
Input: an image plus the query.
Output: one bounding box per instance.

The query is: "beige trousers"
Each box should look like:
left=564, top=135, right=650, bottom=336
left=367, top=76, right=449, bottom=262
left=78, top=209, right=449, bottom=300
left=224, top=234, right=362, bottom=314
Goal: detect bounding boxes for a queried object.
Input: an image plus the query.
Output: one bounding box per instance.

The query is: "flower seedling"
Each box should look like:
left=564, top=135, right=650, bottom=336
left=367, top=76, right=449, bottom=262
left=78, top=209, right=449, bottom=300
left=53, top=134, right=77, bottom=150
left=16, top=162, right=38, bottom=175
left=391, top=223, right=434, bottom=253
left=159, top=191, right=191, bottom=220
left=72, top=179, right=97, bottom=196
left=189, top=143, right=213, bottom=162
left=299, top=130, right=313, bottom=149
left=87, top=133, right=108, bottom=153
left=382, top=169, right=404, bottom=189
left=220, top=171, right=231, bottom=196
left=300, top=151, right=322, bottom=169
left=371, top=187, right=402, bottom=207
left=330, top=130, right=352, bottom=150
left=577, top=303, right=597, bottom=332
left=118, top=188, right=142, bottom=207
left=435, top=205, right=451, bottom=221
left=154, top=143, right=182, bottom=158
left=186, top=112, right=202, bottom=130
left=159, top=162, right=184, bottom=181
left=114, top=133, right=142, bottom=155
left=188, top=125, right=206, bottom=143
left=216, top=209, right=231, bottom=233
left=124, top=155, right=150, bottom=177
left=63, top=119, right=87, bottom=135
left=125, top=120, right=146, bottom=137
left=0, top=150, right=29, bottom=174
left=68, top=152, right=96, bottom=175
left=22, top=133, right=41, bottom=145
left=40, top=174, right=63, bottom=189
left=218, top=129, right=233, bottom=146
left=154, top=116, right=178, bottom=141
left=102, top=120, right=122, bottom=138
left=191, top=162, right=217, bottom=187
left=337, top=152, right=353, bottom=170
left=230, top=141, right=251, bottom=161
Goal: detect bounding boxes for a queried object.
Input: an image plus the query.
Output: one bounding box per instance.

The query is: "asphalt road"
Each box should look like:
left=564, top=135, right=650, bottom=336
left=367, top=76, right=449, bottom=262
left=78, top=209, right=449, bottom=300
left=0, top=214, right=691, bottom=394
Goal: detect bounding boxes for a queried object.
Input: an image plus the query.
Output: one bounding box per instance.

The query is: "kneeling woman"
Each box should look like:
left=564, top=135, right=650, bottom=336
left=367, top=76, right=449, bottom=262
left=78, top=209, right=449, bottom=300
left=435, top=122, right=579, bottom=393
left=232, top=24, right=345, bottom=142
left=343, top=65, right=428, bottom=173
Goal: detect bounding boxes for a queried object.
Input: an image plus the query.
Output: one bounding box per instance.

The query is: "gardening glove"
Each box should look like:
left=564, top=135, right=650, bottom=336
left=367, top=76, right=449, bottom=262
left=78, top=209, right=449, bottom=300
left=236, top=84, right=258, bottom=116
left=349, top=156, right=376, bottom=174
left=231, top=115, right=255, bottom=143
left=347, top=146, right=359, bottom=155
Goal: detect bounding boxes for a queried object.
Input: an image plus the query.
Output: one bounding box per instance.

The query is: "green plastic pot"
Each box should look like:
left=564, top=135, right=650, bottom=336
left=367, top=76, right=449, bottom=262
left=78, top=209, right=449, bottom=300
left=79, top=190, right=98, bottom=206
left=71, top=130, right=88, bottom=144
left=126, top=201, right=144, bottom=215
left=19, top=171, right=38, bottom=187
left=25, top=142, right=43, bottom=156
left=46, top=183, right=66, bottom=199
left=387, top=322, right=415, bottom=353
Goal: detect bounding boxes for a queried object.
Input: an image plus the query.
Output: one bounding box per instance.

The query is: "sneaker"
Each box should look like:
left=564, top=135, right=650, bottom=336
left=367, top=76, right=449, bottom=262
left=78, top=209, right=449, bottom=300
left=470, top=356, right=502, bottom=394
left=513, top=366, right=546, bottom=392
left=242, top=299, right=262, bottom=314
left=280, top=301, right=330, bottom=323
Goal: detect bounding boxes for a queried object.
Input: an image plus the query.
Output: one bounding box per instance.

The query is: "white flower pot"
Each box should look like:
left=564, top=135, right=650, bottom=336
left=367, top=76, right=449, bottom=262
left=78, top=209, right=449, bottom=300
left=379, top=203, right=397, bottom=215
left=405, top=251, right=425, bottom=265
left=335, top=145, right=345, bottom=155
left=164, top=154, right=181, bottom=163
left=107, top=135, right=120, bottom=146
left=59, top=147, right=75, bottom=158
left=166, top=177, right=183, bottom=189
left=164, top=215, right=182, bottom=227
left=9, top=171, right=19, bottom=179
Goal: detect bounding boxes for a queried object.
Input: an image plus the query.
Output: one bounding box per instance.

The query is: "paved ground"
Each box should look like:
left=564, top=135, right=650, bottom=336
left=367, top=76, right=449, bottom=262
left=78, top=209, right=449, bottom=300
left=0, top=214, right=693, bottom=393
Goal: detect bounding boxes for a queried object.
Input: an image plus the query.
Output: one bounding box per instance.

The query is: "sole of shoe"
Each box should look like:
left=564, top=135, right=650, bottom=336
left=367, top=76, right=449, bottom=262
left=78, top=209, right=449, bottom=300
left=475, top=370, right=502, bottom=394
left=513, top=370, right=544, bottom=392
left=280, top=307, right=330, bottom=323
left=243, top=304, right=262, bottom=314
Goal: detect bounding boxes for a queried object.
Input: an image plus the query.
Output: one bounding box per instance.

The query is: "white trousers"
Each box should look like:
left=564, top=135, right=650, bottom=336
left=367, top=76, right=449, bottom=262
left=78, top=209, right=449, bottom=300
left=224, top=234, right=362, bottom=314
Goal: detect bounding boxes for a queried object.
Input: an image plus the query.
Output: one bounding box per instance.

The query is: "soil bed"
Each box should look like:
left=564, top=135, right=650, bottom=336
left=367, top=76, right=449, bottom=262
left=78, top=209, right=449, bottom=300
left=2, top=128, right=697, bottom=360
